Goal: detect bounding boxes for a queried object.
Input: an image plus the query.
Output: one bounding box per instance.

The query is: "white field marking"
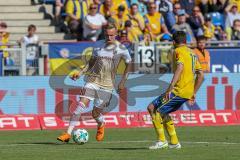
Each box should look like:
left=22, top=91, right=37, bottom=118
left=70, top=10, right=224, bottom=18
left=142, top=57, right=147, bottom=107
left=0, top=140, right=240, bottom=147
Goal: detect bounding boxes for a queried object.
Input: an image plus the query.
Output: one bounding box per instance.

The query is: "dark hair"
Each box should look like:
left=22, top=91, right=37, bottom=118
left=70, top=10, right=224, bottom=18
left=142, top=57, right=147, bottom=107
left=131, top=3, right=138, bottom=8
left=233, top=19, right=240, bottom=25
left=0, top=22, right=7, bottom=28
left=124, top=20, right=132, bottom=27
left=196, top=35, right=206, bottom=42
left=172, top=31, right=186, bottom=44
left=28, top=24, right=36, bottom=31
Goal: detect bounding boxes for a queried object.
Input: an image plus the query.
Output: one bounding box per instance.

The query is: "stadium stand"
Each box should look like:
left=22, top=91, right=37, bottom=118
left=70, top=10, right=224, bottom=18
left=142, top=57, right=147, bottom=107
left=0, top=0, right=65, bottom=42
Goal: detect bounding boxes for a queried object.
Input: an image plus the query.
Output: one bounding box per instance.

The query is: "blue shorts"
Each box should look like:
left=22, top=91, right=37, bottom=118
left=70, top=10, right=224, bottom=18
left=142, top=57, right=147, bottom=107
left=151, top=93, right=188, bottom=115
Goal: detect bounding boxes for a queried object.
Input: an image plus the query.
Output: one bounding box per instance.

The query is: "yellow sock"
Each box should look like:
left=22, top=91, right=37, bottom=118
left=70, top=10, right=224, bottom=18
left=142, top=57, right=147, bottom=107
left=165, top=119, right=179, bottom=144
left=152, top=112, right=166, bottom=142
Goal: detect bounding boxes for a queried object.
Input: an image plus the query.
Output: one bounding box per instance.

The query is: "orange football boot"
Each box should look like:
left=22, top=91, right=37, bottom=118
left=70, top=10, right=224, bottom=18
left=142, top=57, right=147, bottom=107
left=96, top=124, right=105, bottom=141
left=57, top=132, right=71, bottom=142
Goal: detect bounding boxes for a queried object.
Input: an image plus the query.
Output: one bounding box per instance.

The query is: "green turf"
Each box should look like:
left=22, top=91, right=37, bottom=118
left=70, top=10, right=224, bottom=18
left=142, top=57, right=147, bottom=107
left=0, top=126, right=240, bottom=160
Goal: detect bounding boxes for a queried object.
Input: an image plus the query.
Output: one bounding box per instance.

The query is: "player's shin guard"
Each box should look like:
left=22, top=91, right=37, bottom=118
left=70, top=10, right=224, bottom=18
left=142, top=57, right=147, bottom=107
left=164, top=116, right=179, bottom=145
left=152, top=112, right=166, bottom=142
left=67, top=102, right=86, bottom=135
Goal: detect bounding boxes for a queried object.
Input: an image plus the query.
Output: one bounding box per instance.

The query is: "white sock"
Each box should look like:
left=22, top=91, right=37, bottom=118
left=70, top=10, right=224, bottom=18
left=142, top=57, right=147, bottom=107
left=67, top=102, right=86, bottom=135
left=67, top=125, right=75, bottom=135
left=95, top=114, right=104, bottom=127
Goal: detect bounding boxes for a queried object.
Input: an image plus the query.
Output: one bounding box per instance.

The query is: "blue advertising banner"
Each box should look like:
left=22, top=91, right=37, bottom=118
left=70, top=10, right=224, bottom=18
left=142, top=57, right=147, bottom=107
left=0, top=73, right=240, bottom=114
left=209, top=48, right=240, bottom=73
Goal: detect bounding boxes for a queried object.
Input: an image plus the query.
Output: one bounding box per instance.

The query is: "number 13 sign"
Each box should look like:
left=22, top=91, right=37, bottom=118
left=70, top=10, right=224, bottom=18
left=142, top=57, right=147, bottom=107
left=135, top=45, right=156, bottom=73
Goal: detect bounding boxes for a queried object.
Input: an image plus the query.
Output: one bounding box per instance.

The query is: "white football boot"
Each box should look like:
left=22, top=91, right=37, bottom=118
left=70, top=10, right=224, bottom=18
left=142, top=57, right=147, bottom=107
left=149, top=141, right=168, bottom=149
left=169, top=143, right=181, bottom=149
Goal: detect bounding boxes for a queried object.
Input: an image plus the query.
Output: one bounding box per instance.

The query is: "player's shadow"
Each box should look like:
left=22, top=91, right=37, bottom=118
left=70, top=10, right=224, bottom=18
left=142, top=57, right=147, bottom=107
left=15, top=142, right=74, bottom=145
left=14, top=143, right=147, bottom=150
left=102, top=147, right=147, bottom=150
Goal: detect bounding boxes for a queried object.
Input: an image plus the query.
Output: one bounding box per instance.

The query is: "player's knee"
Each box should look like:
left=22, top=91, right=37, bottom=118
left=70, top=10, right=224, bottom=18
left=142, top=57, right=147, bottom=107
left=162, top=114, right=171, bottom=122
left=147, top=104, right=155, bottom=113
left=73, top=101, right=86, bottom=115
left=92, top=108, right=101, bottom=119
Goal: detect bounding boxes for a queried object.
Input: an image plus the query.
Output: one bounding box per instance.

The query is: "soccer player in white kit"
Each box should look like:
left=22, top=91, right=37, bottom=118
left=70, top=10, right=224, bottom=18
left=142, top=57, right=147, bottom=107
left=57, top=23, right=132, bottom=142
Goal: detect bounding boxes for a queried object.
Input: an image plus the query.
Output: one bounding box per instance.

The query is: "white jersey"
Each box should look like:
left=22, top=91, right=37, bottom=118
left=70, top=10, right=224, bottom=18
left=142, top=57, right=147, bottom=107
left=85, top=41, right=131, bottom=90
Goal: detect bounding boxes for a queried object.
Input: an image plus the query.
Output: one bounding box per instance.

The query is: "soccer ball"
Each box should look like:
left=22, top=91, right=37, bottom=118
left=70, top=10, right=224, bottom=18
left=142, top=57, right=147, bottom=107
left=72, top=129, right=89, bottom=144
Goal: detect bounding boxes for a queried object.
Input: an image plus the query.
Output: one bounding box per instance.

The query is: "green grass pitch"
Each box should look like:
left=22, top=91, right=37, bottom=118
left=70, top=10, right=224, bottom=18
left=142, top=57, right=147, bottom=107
left=0, top=126, right=240, bottom=160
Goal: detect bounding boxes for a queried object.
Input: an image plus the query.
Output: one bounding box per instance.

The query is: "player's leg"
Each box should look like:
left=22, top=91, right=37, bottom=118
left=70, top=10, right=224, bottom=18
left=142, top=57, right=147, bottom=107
left=163, top=114, right=181, bottom=149
left=147, top=95, right=168, bottom=149
left=57, top=83, right=96, bottom=142
left=147, top=104, right=166, bottom=143
left=57, top=97, right=90, bottom=142
left=92, top=88, right=112, bottom=141
left=158, top=93, right=188, bottom=149
left=92, top=107, right=105, bottom=141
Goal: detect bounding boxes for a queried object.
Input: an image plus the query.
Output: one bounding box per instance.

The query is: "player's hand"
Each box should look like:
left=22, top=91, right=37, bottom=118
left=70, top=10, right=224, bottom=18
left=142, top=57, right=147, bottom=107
left=188, top=94, right=196, bottom=106
left=164, top=90, right=171, bottom=102
left=117, top=81, right=125, bottom=94
left=70, top=71, right=80, bottom=81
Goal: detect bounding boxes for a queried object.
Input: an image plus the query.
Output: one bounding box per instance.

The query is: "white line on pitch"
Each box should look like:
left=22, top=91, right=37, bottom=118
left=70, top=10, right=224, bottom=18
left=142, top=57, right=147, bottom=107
left=0, top=140, right=240, bottom=147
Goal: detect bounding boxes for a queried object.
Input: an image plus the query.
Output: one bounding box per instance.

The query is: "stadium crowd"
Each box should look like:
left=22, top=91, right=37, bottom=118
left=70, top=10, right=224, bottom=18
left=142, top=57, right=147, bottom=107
left=52, top=0, right=240, bottom=43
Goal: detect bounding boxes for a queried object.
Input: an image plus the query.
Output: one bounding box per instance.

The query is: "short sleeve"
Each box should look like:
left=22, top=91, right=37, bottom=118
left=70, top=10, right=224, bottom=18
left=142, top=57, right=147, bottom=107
left=175, top=50, right=184, bottom=65
left=120, top=45, right=132, bottom=63
left=100, top=14, right=107, bottom=24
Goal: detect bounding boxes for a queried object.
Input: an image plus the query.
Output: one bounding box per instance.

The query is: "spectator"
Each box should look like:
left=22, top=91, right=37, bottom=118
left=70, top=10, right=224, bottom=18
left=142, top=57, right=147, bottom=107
left=144, top=2, right=169, bottom=41
left=65, top=0, right=84, bottom=38
left=173, top=2, right=181, bottom=16
left=131, top=0, right=148, bottom=16
left=113, top=0, right=129, bottom=16
left=226, top=19, right=240, bottom=40
left=157, top=0, right=176, bottom=30
left=112, top=5, right=129, bottom=32
left=0, top=22, right=10, bottom=60
left=158, top=33, right=172, bottom=73
left=127, top=3, right=145, bottom=40
left=55, top=0, right=66, bottom=25
left=92, top=0, right=102, bottom=12
left=19, top=24, right=39, bottom=75
left=230, top=0, right=240, bottom=12
left=187, top=6, right=205, bottom=37
left=100, top=0, right=118, bottom=20
left=194, top=36, right=210, bottom=73
left=124, top=20, right=140, bottom=42
left=172, top=9, right=195, bottom=43
left=199, top=0, right=229, bottom=15
left=179, top=0, right=195, bottom=17
left=81, top=0, right=102, bottom=15
left=172, top=2, right=182, bottom=26
left=225, top=3, right=240, bottom=29
left=201, top=15, right=216, bottom=40
left=83, top=4, right=107, bottom=41
left=19, top=24, right=39, bottom=45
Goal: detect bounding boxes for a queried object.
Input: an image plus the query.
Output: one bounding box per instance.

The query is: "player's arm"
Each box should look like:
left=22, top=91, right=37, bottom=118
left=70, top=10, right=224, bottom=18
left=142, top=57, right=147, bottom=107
left=118, top=62, right=131, bottom=92
left=189, top=57, right=204, bottom=105
left=69, top=64, right=89, bottom=81
left=165, top=63, right=183, bottom=100
left=69, top=50, right=94, bottom=81
left=194, top=70, right=204, bottom=94
left=188, top=69, right=204, bottom=105
left=118, top=46, right=132, bottom=93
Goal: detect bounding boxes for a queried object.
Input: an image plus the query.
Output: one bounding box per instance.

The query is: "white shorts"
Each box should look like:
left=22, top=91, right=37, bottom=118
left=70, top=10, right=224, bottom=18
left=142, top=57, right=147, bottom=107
left=80, top=83, right=113, bottom=108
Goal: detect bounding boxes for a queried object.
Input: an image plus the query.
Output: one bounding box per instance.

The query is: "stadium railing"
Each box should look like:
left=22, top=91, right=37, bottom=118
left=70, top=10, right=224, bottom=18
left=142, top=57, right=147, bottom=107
left=1, top=40, right=240, bottom=76
left=0, top=43, right=45, bottom=76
